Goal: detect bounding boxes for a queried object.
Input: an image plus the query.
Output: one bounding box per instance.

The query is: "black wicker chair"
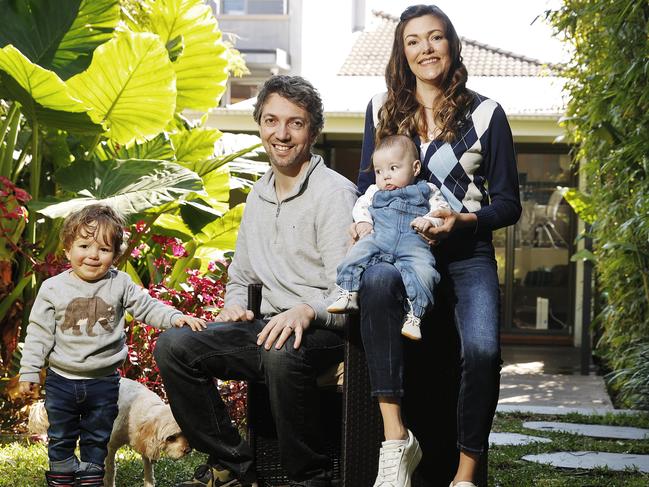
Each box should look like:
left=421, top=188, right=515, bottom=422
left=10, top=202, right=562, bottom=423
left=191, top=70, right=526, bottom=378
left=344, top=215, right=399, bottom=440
left=245, top=284, right=487, bottom=487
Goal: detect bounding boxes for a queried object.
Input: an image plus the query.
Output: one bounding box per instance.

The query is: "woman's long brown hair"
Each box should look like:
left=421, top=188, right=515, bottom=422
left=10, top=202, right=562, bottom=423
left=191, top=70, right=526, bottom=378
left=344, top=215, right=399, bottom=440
left=377, top=4, right=473, bottom=144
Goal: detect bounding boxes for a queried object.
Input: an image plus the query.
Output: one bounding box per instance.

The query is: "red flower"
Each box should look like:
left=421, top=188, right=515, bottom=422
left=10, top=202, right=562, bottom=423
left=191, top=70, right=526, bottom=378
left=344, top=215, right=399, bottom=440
left=13, top=187, right=31, bottom=203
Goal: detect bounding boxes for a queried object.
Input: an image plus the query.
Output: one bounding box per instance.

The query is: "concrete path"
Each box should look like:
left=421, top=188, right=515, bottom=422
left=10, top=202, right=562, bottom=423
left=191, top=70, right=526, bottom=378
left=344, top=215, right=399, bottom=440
left=498, top=347, right=614, bottom=411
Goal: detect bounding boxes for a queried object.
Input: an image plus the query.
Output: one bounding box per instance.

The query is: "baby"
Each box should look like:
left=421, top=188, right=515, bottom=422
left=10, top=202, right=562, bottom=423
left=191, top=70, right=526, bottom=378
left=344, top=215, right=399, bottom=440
left=18, top=204, right=205, bottom=487
left=328, top=134, right=449, bottom=340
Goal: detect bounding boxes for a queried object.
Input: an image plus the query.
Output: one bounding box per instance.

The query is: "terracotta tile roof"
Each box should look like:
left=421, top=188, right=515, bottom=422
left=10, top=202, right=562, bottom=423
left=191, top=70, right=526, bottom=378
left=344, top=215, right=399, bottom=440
left=339, top=11, right=559, bottom=77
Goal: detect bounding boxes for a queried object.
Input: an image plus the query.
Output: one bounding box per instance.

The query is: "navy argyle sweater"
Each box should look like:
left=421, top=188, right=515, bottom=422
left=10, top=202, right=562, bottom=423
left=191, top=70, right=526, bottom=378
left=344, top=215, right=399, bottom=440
left=358, top=91, right=521, bottom=260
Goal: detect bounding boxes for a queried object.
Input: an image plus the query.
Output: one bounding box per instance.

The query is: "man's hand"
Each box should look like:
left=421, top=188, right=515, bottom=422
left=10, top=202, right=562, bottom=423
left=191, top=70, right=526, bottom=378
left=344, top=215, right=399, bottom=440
left=257, top=304, right=315, bottom=350
left=174, top=314, right=207, bottom=331
left=214, top=305, right=255, bottom=323
left=348, top=221, right=373, bottom=243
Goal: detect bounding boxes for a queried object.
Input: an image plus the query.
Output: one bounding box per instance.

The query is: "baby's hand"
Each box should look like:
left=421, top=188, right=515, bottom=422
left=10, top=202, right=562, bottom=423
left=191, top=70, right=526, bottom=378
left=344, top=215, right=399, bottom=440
left=411, top=216, right=442, bottom=234
left=174, top=315, right=207, bottom=332
left=355, top=222, right=374, bottom=240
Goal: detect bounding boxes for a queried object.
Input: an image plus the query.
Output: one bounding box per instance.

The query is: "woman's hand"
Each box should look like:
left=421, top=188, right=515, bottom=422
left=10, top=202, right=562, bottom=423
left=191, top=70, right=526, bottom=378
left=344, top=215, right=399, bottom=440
left=348, top=222, right=373, bottom=243
left=414, top=208, right=477, bottom=244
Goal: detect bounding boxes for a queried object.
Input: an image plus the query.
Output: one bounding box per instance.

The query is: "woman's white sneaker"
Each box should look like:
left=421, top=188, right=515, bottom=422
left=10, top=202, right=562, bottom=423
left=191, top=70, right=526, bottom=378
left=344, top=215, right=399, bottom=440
left=373, top=429, right=422, bottom=487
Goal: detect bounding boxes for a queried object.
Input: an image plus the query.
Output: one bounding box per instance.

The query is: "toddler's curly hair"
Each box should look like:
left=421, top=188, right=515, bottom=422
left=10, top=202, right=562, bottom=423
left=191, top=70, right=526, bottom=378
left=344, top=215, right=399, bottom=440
left=60, top=204, right=126, bottom=257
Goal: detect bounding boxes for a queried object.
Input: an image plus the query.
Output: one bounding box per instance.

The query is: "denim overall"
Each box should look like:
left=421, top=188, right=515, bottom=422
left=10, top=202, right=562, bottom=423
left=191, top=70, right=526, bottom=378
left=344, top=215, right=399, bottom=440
left=337, top=180, right=440, bottom=317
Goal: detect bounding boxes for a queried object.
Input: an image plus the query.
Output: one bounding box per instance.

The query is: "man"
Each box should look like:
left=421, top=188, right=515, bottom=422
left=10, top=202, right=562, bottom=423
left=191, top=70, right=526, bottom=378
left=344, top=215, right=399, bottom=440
left=155, top=75, right=358, bottom=487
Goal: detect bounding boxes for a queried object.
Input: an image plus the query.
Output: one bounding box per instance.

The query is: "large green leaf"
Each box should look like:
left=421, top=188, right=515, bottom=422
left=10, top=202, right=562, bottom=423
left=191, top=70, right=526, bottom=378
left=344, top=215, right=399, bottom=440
left=194, top=203, right=244, bottom=248
left=36, top=158, right=203, bottom=218
left=202, top=164, right=230, bottom=204
left=66, top=31, right=176, bottom=145
left=171, top=127, right=221, bottom=163
left=0, top=0, right=119, bottom=80
left=192, top=204, right=244, bottom=271
left=95, top=134, right=175, bottom=161
left=52, top=0, right=120, bottom=80
left=147, top=0, right=228, bottom=111
left=151, top=212, right=195, bottom=240
left=0, top=45, right=101, bottom=133
left=0, top=0, right=79, bottom=68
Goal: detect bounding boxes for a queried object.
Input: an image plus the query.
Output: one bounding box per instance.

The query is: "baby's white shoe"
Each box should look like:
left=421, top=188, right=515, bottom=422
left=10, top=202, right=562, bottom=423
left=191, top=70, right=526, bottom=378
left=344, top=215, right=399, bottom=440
left=401, top=311, right=422, bottom=340
left=327, top=286, right=359, bottom=313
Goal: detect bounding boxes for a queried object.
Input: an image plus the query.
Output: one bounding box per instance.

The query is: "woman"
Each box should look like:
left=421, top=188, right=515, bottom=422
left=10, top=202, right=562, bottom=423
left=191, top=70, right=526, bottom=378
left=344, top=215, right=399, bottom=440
left=354, top=5, right=521, bottom=487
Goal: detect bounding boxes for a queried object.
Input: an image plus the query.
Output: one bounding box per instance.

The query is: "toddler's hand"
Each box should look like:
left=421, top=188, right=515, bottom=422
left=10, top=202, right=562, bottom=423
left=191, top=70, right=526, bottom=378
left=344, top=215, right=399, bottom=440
left=17, top=381, right=37, bottom=399
left=174, top=315, right=207, bottom=331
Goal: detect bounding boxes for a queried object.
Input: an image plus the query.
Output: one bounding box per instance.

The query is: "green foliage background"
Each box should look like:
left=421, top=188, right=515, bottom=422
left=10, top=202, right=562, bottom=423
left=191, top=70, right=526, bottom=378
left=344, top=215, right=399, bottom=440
left=549, top=1, right=649, bottom=408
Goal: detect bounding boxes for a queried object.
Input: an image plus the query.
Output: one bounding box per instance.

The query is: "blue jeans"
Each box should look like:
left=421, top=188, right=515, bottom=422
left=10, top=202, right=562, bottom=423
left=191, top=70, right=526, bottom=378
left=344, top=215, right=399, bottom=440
left=359, top=255, right=501, bottom=453
left=44, top=369, right=120, bottom=470
left=154, top=321, right=344, bottom=485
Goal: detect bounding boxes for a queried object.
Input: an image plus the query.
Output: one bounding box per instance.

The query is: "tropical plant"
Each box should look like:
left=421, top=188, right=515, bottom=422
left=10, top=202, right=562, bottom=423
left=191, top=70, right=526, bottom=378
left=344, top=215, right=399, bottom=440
left=0, top=0, right=266, bottom=400
left=548, top=1, right=649, bottom=408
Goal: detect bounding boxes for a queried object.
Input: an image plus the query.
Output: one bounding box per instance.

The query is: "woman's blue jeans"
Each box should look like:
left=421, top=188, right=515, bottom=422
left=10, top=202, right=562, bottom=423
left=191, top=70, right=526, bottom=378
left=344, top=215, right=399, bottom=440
left=44, top=369, right=120, bottom=470
left=154, top=320, right=344, bottom=485
left=359, top=255, right=501, bottom=454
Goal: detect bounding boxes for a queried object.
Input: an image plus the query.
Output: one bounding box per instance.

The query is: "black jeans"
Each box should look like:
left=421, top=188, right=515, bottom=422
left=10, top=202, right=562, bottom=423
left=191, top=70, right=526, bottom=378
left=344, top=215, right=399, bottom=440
left=154, top=320, right=344, bottom=484
left=44, top=369, right=119, bottom=470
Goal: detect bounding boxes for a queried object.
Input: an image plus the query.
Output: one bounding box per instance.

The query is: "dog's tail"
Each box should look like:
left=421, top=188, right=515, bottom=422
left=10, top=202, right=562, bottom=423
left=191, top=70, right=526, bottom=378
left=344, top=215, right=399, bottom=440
left=28, top=400, right=49, bottom=435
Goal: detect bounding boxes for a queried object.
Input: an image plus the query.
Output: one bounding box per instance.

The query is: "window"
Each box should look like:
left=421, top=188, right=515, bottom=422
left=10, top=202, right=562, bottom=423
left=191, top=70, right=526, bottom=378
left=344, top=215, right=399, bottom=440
left=228, top=83, right=260, bottom=105
left=220, top=0, right=286, bottom=15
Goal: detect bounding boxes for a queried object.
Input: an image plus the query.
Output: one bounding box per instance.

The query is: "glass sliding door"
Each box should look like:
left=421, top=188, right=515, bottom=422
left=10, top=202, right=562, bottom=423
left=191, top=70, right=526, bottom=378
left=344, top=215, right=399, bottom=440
left=499, top=149, right=576, bottom=338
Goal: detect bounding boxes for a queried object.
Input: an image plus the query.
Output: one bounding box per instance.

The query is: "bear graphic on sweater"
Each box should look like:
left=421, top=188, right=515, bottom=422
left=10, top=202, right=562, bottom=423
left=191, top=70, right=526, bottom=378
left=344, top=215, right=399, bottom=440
left=61, top=297, right=116, bottom=336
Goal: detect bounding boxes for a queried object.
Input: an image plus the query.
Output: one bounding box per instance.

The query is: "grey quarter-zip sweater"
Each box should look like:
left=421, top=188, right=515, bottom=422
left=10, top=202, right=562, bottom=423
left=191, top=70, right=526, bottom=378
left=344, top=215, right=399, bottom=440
left=19, top=268, right=182, bottom=383
left=224, top=154, right=358, bottom=329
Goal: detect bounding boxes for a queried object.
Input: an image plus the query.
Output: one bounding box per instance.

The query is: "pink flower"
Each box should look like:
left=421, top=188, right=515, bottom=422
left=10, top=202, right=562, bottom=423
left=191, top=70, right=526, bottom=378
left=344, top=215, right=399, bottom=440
left=171, top=241, right=187, bottom=257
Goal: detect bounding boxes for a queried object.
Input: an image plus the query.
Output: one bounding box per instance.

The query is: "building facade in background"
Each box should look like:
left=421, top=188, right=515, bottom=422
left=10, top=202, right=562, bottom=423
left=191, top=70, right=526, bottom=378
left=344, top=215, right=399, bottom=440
left=206, top=1, right=588, bottom=349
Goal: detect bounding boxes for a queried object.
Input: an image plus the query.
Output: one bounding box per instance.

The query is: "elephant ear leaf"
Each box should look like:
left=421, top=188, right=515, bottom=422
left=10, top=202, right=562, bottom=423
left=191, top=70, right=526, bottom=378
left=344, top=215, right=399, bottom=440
left=37, top=158, right=204, bottom=219
left=0, top=0, right=120, bottom=80
left=0, top=45, right=101, bottom=133
left=0, top=0, right=80, bottom=67
left=147, top=0, right=229, bottom=111
left=66, top=31, right=176, bottom=145
left=52, top=0, right=120, bottom=79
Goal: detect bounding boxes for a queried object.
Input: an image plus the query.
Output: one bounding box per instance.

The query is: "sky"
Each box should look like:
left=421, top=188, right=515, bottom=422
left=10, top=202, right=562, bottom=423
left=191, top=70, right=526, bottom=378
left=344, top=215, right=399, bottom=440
left=366, top=0, right=570, bottom=64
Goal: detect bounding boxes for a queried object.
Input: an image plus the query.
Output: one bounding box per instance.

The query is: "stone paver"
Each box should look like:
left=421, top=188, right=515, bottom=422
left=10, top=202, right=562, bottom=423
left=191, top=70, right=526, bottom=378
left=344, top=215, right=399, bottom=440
left=489, top=432, right=552, bottom=446
left=523, top=421, right=649, bottom=440
left=523, top=451, right=649, bottom=473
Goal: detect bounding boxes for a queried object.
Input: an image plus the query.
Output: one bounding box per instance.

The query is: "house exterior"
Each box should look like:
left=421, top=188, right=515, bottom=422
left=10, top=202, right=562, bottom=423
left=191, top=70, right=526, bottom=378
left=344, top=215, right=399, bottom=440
left=206, top=2, right=588, bottom=348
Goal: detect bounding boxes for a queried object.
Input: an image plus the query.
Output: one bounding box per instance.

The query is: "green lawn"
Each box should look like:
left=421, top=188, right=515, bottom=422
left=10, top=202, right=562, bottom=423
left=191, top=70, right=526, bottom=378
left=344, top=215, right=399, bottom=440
left=1, top=411, right=648, bottom=486
left=489, top=412, right=649, bottom=487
